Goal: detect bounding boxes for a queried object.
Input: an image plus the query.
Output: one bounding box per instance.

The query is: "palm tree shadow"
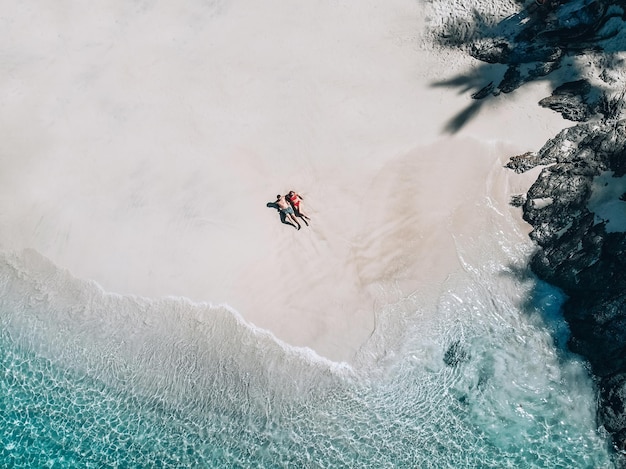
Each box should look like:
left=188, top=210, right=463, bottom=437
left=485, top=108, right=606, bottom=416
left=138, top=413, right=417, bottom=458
left=430, top=0, right=626, bottom=133
left=443, top=100, right=485, bottom=134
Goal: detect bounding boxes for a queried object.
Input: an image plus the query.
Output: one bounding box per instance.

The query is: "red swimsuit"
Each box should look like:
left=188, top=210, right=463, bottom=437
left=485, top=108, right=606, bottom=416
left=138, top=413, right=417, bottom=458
left=288, top=194, right=300, bottom=208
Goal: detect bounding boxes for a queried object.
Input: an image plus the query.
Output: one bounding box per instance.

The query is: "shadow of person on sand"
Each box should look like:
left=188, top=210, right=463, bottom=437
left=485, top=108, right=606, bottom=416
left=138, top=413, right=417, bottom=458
left=266, top=202, right=299, bottom=229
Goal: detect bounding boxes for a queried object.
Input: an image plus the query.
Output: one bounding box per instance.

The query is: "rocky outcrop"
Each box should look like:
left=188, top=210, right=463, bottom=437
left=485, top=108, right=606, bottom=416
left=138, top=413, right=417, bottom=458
left=434, top=0, right=626, bottom=459
left=538, top=79, right=599, bottom=121
left=507, top=120, right=626, bottom=457
left=437, top=0, right=626, bottom=98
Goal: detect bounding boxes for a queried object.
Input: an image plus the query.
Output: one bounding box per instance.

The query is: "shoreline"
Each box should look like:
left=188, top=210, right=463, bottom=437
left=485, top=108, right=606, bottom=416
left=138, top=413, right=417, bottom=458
left=0, top=0, right=569, bottom=362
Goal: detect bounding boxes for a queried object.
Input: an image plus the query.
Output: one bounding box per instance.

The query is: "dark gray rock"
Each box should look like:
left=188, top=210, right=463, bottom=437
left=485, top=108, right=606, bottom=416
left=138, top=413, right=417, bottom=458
left=600, top=373, right=626, bottom=453
left=443, top=340, right=470, bottom=367
left=499, top=65, right=523, bottom=94
left=444, top=0, right=626, bottom=98
left=509, top=119, right=626, bottom=456
left=505, top=151, right=550, bottom=174
left=509, top=194, right=526, bottom=207
left=469, top=39, right=510, bottom=64
left=471, top=81, right=495, bottom=100
left=436, top=0, right=626, bottom=460
left=539, top=79, right=598, bottom=121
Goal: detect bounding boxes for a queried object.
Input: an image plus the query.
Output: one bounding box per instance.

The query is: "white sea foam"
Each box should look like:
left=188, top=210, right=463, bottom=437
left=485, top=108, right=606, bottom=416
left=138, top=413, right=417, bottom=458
left=0, top=0, right=570, bottom=361
left=0, top=0, right=618, bottom=465
left=0, top=249, right=354, bottom=411
left=0, top=188, right=614, bottom=465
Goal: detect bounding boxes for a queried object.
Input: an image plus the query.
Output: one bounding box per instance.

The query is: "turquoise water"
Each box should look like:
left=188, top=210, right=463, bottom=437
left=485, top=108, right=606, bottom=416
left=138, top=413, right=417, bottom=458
left=0, top=248, right=616, bottom=468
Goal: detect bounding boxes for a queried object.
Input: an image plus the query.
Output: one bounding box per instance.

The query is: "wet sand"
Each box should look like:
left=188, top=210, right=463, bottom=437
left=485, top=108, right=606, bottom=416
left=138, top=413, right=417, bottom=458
left=0, top=0, right=567, bottom=362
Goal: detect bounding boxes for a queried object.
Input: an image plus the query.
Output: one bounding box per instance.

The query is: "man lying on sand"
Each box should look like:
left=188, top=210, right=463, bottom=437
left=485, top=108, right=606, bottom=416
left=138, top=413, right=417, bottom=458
left=275, top=194, right=301, bottom=230
left=287, top=191, right=311, bottom=226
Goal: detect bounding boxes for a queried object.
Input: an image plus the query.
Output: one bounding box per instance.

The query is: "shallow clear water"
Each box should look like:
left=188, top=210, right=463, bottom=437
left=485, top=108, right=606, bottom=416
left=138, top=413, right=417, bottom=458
left=0, top=0, right=618, bottom=465
left=0, top=241, right=616, bottom=468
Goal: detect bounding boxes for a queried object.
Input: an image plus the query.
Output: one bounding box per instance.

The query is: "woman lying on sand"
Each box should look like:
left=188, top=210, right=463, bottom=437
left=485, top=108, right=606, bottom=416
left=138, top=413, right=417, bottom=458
left=287, top=191, right=311, bottom=225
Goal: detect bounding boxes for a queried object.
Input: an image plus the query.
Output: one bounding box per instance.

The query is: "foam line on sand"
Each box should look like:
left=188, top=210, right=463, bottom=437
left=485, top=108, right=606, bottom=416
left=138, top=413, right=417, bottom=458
left=0, top=0, right=567, bottom=362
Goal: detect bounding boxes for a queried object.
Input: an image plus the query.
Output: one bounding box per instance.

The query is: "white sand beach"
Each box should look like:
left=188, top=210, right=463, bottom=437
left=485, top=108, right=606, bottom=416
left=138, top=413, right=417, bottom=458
left=1, top=0, right=568, bottom=362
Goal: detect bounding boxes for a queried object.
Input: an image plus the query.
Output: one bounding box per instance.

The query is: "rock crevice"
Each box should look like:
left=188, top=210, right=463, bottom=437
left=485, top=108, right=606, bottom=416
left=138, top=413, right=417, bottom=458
left=507, top=119, right=626, bottom=456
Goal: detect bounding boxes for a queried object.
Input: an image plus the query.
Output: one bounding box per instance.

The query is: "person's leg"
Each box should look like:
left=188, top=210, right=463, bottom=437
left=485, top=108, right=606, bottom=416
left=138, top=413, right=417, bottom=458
left=296, top=205, right=311, bottom=221
left=292, top=205, right=305, bottom=218
left=280, top=209, right=296, bottom=228
left=297, top=211, right=309, bottom=226
left=289, top=213, right=301, bottom=229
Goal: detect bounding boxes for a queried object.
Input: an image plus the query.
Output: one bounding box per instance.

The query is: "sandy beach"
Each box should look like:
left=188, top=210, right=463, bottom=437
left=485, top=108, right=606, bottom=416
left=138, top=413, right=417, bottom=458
left=1, top=0, right=569, bottom=362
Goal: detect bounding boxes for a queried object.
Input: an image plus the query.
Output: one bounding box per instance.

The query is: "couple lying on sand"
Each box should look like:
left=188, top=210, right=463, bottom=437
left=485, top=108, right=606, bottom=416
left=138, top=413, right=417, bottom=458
left=275, top=191, right=311, bottom=230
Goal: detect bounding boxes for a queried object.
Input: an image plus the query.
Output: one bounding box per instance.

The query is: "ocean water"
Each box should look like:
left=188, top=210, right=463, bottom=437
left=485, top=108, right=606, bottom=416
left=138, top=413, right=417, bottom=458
left=0, top=0, right=618, bottom=467
left=0, top=215, right=616, bottom=468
